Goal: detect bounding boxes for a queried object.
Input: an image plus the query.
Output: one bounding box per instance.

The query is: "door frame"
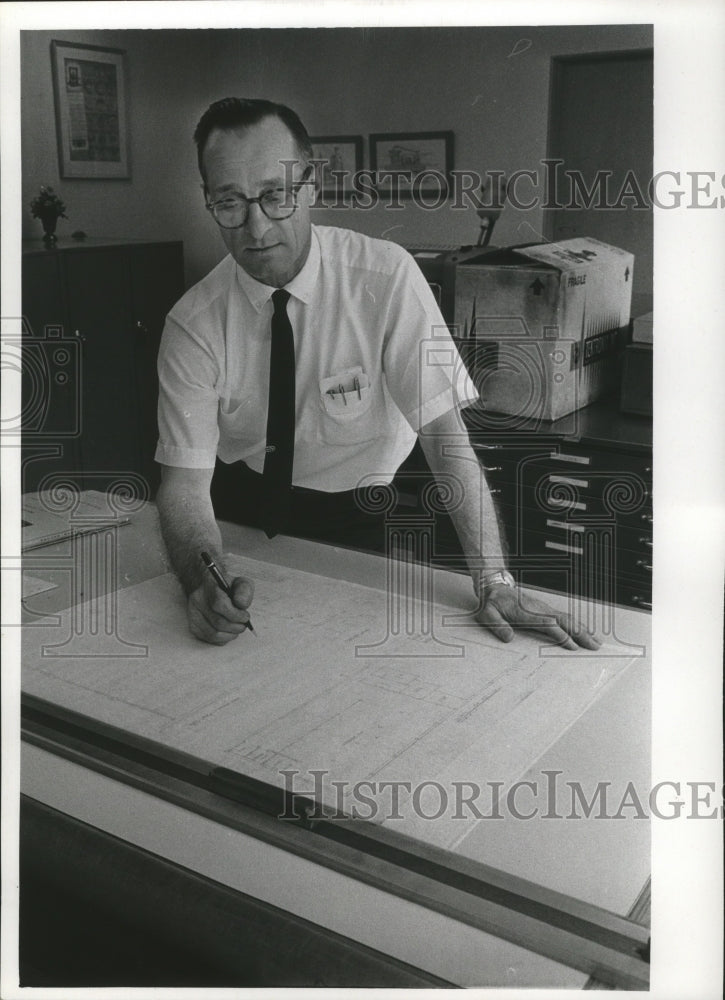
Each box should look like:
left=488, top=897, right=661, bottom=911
left=543, top=48, right=654, bottom=242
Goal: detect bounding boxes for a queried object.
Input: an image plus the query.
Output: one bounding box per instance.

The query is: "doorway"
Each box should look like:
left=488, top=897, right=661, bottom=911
left=545, top=50, right=654, bottom=318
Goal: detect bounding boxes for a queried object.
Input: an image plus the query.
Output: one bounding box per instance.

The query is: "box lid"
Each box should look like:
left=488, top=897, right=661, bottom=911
left=514, top=237, right=634, bottom=271
left=456, top=244, right=553, bottom=271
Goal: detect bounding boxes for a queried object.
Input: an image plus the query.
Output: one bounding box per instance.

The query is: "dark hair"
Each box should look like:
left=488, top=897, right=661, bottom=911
left=193, top=97, right=313, bottom=179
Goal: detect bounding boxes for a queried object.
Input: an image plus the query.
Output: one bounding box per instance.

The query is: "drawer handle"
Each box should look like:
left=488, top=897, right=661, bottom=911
left=636, top=560, right=652, bottom=572
left=482, top=465, right=502, bottom=473
left=549, top=451, right=592, bottom=466
left=638, top=537, right=653, bottom=549
left=474, top=443, right=503, bottom=451
left=632, top=595, right=652, bottom=610
left=640, top=513, right=653, bottom=524
left=549, top=474, right=589, bottom=488
left=489, top=487, right=503, bottom=497
left=548, top=494, right=587, bottom=512
left=545, top=539, right=583, bottom=556
left=546, top=518, right=584, bottom=532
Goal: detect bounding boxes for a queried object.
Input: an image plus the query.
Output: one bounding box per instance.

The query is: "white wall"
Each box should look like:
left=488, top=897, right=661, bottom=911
left=21, top=25, right=653, bottom=288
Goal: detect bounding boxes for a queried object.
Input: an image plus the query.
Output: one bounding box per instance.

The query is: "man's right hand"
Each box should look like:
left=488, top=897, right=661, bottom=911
left=187, top=573, right=255, bottom=645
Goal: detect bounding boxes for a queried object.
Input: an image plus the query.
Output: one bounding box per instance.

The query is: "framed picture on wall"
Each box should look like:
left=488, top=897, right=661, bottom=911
left=309, top=135, right=363, bottom=196
left=370, top=131, right=454, bottom=198
left=50, top=40, right=130, bottom=179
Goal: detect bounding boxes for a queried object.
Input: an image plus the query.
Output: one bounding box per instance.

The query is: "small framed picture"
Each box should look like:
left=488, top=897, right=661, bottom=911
left=309, top=135, right=364, bottom=196
left=370, top=131, right=454, bottom=198
left=51, top=40, right=130, bottom=179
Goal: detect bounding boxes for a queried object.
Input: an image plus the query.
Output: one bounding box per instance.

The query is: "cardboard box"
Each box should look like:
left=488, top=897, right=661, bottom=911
left=453, top=237, right=634, bottom=422
left=408, top=244, right=497, bottom=324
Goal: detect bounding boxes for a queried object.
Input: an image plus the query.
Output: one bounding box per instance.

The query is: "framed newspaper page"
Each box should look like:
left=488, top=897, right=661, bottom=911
left=50, top=40, right=130, bottom=179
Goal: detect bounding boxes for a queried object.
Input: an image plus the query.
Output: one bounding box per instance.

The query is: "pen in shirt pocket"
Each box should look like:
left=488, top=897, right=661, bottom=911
left=324, top=371, right=368, bottom=405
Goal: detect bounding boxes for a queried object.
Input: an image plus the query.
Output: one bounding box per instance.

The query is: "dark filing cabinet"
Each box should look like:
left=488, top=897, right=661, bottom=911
left=465, top=402, right=653, bottom=611
left=396, top=399, right=652, bottom=612
left=21, top=238, right=185, bottom=498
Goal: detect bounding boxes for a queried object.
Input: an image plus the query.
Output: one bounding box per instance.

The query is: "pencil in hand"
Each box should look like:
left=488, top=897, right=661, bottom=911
left=200, top=551, right=255, bottom=634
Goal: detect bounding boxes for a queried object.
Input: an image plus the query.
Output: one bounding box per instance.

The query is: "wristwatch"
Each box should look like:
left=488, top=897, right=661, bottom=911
left=479, top=569, right=516, bottom=599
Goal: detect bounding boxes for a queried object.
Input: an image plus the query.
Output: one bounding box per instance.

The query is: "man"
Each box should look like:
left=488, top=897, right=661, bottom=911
left=155, top=97, right=600, bottom=652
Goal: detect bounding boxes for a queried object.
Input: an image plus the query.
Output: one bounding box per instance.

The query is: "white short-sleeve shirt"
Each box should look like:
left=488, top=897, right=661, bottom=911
left=155, top=225, right=476, bottom=492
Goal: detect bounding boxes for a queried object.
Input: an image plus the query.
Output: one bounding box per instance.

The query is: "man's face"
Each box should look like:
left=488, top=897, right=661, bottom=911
left=202, top=117, right=313, bottom=288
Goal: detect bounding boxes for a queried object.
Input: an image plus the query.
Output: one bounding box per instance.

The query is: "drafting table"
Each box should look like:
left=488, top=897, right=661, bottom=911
left=20, top=498, right=651, bottom=988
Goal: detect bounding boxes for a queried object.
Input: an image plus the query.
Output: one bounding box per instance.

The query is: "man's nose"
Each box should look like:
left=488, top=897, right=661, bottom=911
left=246, top=202, right=273, bottom=240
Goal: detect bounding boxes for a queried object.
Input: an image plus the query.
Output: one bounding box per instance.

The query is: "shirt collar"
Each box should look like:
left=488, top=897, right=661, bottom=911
left=234, top=226, right=321, bottom=313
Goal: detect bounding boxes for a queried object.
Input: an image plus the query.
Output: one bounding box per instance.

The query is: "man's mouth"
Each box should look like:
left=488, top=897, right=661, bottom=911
left=245, top=243, right=281, bottom=254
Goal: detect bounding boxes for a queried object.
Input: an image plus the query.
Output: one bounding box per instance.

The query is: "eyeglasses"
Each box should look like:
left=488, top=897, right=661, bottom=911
left=205, top=167, right=314, bottom=229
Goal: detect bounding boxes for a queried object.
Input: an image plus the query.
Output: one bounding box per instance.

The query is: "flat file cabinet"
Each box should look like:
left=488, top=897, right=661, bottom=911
left=474, top=434, right=652, bottom=610
left=469, top=399, right=652, bottom=610
left=396, top=398, right=652, bottom=611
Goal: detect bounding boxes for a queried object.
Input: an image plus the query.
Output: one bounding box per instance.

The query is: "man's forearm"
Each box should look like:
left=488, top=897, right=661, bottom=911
left=419, top=416, right=602, bottom=649
left=419, top=412, right=507, bottom=590
left=156, top=474, right=223, bottom=595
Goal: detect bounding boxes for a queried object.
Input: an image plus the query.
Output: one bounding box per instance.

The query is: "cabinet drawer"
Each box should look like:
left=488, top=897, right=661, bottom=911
left=616, top=580, right=652, bottom=612
left=516, top=522, right=643, bottom=563
left=616, top=524, right=653, bottom=555
left=504, top=505, right=653, bottom=541
left=518, top=460, right=651, bottom=521
left=546, top=445, right=651, bottom=480
left=473, top=440, right=651, bottom=480
left=473, top=443, right=549, bottom=486
left=514, top=563, right=651, bottom=612
left=609, top=546, right=653, bottom=586
left=494, top=518, right=651, bottom=605
left=476, top=450, right=652, bottom=521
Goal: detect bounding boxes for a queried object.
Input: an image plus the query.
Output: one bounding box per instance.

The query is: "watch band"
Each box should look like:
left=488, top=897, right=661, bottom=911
left=479, top=569, right=516, bottom=598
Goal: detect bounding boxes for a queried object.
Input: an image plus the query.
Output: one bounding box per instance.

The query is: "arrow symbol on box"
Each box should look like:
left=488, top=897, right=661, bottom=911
left=530, top=278, right=545, bottom=296
left=624, top=267, right=630, bottom=281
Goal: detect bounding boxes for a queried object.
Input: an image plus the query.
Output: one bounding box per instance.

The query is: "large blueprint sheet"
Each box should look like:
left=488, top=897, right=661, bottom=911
left=22, top=554, right=640, bottom=850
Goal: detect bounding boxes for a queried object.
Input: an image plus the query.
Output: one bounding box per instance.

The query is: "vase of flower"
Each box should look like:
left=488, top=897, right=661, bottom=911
left=30, top=186, right=68, bottom=247
left=40, top=213, right=59, bottom=245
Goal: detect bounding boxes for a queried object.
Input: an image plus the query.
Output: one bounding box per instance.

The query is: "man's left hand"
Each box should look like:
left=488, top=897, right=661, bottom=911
left=476, top=584, right=602, bottom=651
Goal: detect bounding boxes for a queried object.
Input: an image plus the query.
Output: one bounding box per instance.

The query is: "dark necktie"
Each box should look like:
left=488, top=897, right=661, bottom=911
left=262, top=289, right=295, bottom=537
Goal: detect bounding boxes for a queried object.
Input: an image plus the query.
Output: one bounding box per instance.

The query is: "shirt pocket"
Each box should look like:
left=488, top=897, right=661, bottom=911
left=317, top=367, right=379, bottom=445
